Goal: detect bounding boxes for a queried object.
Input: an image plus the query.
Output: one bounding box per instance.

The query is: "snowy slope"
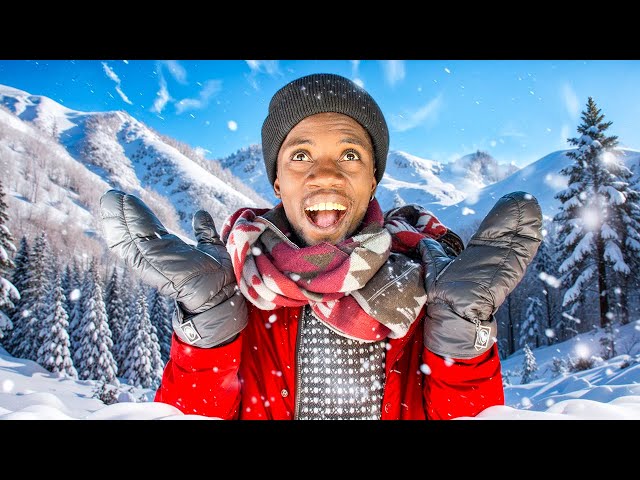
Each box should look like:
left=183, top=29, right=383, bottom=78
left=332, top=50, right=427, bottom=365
left=440, top=151, right=520, bottom=197
left=375, top=150, right=466, bottom=209
left=1, top=318, right=638, bottom=419
left=433, top=148, right=640, bottom=235
left=219, top=144, right=277, bottom=205
left=0, top=84, right=270, bottom=235
left=0, top=106, right=111, bottom=257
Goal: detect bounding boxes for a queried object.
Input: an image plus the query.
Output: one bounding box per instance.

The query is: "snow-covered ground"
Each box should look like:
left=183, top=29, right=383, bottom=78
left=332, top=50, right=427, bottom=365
left=1, top=319, right=639, bottom=420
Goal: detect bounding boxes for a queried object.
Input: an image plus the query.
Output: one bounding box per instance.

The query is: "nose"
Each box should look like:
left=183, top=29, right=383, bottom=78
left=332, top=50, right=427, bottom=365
left=306, top=158, right=346, bottom=188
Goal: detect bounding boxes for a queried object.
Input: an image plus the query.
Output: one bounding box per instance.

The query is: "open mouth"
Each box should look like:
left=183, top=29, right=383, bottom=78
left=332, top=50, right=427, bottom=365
left=305, top=202, right=347, bottom=228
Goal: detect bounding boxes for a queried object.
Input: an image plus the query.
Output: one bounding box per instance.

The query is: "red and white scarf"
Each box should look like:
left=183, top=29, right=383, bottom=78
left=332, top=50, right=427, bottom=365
left=221, top=199, right=448, bottom=342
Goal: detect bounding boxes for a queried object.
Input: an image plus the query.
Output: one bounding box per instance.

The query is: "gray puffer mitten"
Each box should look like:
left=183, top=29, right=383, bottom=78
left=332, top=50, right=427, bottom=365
left=99, top=189, right=248, bottom=348
left=418, top=191, right=543, bottom=358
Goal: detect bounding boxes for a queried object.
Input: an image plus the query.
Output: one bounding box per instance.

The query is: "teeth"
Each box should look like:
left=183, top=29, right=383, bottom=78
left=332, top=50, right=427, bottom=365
left=305, top=202, right=347, bottom=212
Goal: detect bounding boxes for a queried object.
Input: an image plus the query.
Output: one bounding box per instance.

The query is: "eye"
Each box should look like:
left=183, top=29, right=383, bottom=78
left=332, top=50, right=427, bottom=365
left=341, top=149, right=360, bottom=161
left=291, top=151, right=310, bottom=162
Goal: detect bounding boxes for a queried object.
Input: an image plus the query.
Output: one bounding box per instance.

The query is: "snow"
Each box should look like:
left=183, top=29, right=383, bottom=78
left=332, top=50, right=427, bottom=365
left=1, top=319, right=639, bottom=420
left=434, top=149, right=640, bottom=234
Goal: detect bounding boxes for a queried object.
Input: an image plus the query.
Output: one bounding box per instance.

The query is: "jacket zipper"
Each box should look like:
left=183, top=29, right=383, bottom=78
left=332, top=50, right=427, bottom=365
left=256, top=216, right=304, bottom=418
left=293, top=305, right=304, bottom=419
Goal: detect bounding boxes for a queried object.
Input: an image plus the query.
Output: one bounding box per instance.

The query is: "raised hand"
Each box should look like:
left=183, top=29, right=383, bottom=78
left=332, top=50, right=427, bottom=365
left=99, top=189, right=247, bottom=347
left=418, top=191, right=543, bottom=358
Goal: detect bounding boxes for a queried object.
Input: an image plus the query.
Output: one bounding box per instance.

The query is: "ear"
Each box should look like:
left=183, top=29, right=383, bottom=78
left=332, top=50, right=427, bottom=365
left=273, top=177, right=281, bottom=198
left=370, top=173, right=377, bottom=200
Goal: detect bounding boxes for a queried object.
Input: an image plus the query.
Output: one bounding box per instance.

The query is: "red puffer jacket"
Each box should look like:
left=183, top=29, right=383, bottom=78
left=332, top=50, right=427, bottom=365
left=155, top=304, right=504, bottom=420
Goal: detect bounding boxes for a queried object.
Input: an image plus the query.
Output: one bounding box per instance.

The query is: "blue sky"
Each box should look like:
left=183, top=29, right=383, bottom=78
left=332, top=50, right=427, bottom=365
left=1, top=59, right=639, bottom=167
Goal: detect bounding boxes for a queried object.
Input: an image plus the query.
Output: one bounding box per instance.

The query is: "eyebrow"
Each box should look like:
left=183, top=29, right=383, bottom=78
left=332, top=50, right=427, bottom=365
left=281, top=136, right=371, bottom=150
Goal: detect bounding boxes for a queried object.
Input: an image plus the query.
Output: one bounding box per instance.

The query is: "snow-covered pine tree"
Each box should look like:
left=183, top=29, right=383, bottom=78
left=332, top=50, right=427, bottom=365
left=148, top=287, right=172, bottom=364
left=13, top=232, right=52, bottom=361
left=72, top=258, right=119, bottom=385
left=599, top=322, right=616, bottom=360
left=64, top=258, right=83, bottom=315
left=531, top=226, right=566, bottom=343
left=68, top=264, right=87, bottom=356
left=6, top=236, right=30, bottom=354
left=36, top=268, right=77, bottom=377
left=121, top=287, right=163, bottom=389
left=604, top=153, right=640, bottom=325
left=0, top=180, right=19, bottom=339
left=520, top=343, right=538, bottom=384
left=114, top=267, right=138, bottom=367
left=519, top=296, right=543, bottom=348
left=554, top=96, right=632, bottom=329
left=105, top=266, right=127, bottom=352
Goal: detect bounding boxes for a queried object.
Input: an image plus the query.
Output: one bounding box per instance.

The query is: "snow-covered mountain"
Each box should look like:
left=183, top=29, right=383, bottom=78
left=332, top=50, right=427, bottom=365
left=0, top=84, right=270, bottom=240
left=433, top=148, right=640, bottom=239
left=219, top=144, right=275, bottom=205
left=219, top=146, right=519, bottom=212
left=2, top=81, right=639, bottom=259
left=441, top=150, right=520, bottom=192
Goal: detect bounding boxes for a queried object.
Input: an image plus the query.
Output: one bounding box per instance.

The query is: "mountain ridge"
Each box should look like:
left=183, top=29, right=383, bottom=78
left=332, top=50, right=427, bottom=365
left=2, top=82, right=638, bottom=257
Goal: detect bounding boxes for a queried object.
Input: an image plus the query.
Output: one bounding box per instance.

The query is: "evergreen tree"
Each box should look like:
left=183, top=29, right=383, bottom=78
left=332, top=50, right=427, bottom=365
left=6, top=236, right=30, bottom=353
left=68, top=261, right=87, bottom=356
left=148, top=288, right=172, bottom=364
left=605, top=154, right=640, bottom=325
left=105, top=266, right=127, bottom=351
left=519, top=296, right=543, bottom=349
left=531, top=230, right=565, bottom=343
left=114, top=267, right=137, bottom=367
left=73, top=258, right=119, bottom=385
left=520, top=344, right=538, bottom=384
left=554, top=97, right=632, bottom=329
left=36, top=269, right=77, bottom=377
left=121, top=289, right=163, bottom=389
left=599, top=322, right=616, bottom=360
left=65, top=258, right=83, bottom=315
left=0, top=180, right=19, bottom=338
left=13, top=232, right=52, bottom=361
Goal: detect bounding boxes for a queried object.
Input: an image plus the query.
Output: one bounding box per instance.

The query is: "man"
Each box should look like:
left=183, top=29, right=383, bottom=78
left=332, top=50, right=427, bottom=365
left=100, top=73, right=542, bottom=419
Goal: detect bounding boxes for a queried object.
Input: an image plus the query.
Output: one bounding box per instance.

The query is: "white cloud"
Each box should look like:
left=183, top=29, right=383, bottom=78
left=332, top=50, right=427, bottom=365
left=245, top=60, right=281, bottom=90
left=351, top=60, right=360, bottom=76
left=102, top=62, right=120, bottom=83
left=389, top=94, right=443, bottom=132
left=102, top=62, right=133, bottom=105
left=151, top=75, right=171, bottom=114
left=175, top=79, right=222, bottom=114
left=350, top=60, right=364, bottom=87
left=560, top=124, right=571, bottom=146
left=115, top=86, right=133, bottom=105
left=562, top=83, right=580, bottom=119
left=380, top=60, right=405, bottom=86
left=162, top=60, right=188, bottom=84
left=499, top=123, right=527, bottom=138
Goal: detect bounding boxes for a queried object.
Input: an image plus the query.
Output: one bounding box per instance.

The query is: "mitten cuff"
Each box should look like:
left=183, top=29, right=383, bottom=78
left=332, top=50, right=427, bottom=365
left=172, top=290, right=249, bottom=348
left=424, top=304, right=497, bottom=359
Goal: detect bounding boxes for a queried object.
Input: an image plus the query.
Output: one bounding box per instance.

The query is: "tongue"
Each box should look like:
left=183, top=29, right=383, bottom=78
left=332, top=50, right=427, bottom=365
left=314, top=210, right=340, bottom=228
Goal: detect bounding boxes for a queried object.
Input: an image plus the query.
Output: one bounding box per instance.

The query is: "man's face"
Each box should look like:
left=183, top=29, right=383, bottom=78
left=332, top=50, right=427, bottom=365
left=274, top=112, right=377, bottom=247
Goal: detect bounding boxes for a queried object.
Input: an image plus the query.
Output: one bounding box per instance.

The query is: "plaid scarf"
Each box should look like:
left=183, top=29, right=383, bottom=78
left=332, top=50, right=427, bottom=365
left=221, top=199, right=449, bottom=342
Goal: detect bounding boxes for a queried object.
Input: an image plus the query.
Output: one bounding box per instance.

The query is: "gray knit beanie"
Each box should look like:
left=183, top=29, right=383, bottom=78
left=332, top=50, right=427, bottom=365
left=261, top=73, right=389, bottom=186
